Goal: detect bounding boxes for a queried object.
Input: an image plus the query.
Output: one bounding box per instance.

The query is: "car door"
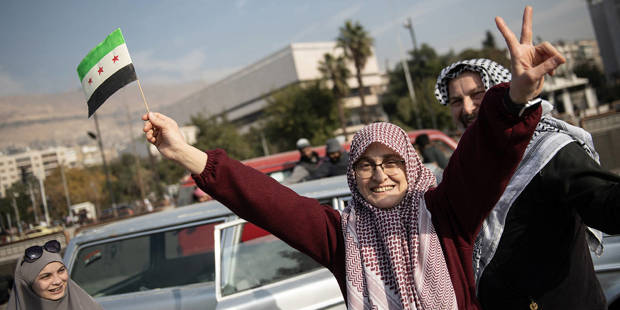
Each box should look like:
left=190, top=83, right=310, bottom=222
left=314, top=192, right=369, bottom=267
left=214, top=219, right=345, bottom=310
left=68, top=218, right=226, bottom=310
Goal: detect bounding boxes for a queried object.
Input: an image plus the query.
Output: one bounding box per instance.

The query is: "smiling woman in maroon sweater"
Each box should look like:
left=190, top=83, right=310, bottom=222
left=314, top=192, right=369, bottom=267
left=142, top=7, right=564, bottom=309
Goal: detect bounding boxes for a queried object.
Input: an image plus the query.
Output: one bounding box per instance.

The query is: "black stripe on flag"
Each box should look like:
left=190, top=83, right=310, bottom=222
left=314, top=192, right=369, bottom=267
left=87, top=64, right=137, bottom=117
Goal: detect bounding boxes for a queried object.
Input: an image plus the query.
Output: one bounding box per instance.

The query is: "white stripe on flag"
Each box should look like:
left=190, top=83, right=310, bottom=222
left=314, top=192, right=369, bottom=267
left=80, top=43, right=133, bottom=100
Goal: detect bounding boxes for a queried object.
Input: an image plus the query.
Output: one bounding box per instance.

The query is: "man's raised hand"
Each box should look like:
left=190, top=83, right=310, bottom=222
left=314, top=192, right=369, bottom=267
left=495, top=6, right=566, bottom=104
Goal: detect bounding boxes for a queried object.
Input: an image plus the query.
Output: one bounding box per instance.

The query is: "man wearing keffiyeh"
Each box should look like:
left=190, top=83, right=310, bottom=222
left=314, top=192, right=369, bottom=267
left=434, top=24, right=620, bottom=310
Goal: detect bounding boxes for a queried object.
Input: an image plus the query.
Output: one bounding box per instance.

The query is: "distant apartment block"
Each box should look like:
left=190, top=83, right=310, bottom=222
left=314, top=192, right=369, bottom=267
left=163, top=42, right=387, bottom=138
left=0, top=147, right=78, bottom=198
left=587, top=0, right=620, bottom=80
left=555, top=39, right=604, bottom=74
left=543, top=74, right=600, bottom=123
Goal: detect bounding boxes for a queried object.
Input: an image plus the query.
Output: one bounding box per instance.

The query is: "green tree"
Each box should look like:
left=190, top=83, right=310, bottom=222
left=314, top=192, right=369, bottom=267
left=262, top=82, right=339, bottom=151
left=574, top=62, right=620, bottom=103
left=318, top=52, right=351, bottom=137
left=337, top=20, right=374, bottom=124
left=191, top=113, right=258, bottom=160
left=44, top=166, right=107, bottom=219
left=0, top=177, right=61, bottom=227
left=108, top=153, right=152, bottom=207
left=381, top=43, right=454, bottom=130
left=482, top=30, right=497, bottom=49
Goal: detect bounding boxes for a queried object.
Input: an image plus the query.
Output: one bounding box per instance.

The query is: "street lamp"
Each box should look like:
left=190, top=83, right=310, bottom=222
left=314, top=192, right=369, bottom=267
left=87, top=113, right=118, bottom=218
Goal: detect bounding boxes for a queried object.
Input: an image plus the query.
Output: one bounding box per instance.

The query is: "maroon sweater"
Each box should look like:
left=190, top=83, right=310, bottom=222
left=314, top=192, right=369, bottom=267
left=193, top=83, right=541, bottom=309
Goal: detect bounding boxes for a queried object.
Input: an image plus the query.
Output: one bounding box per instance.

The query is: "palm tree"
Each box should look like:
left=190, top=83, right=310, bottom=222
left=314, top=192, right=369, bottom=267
left=318, top=53, right=350, bottom=138
left=337, top=20, right=374, bottom=125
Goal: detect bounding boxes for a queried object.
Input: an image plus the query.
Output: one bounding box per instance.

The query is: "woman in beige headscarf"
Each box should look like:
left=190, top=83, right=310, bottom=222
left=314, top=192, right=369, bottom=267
left=7, top=240, right=103, bottom=310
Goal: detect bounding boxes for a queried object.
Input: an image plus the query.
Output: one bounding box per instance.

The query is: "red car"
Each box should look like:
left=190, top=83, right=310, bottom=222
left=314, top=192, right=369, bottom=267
left=175, top=130, right=456, bottom=205
left=242, top=129, right=457, bottom=182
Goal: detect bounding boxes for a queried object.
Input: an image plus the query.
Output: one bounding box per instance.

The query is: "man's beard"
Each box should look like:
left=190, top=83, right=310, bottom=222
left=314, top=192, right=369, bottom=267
left=460, top=112, right=478, bottom=129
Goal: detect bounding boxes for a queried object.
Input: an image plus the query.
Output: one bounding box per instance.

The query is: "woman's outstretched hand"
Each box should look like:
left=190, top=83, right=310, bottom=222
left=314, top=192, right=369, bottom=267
left=142, top=112, right=207, bottom=174
left=495, top=6, right=566, bottom=104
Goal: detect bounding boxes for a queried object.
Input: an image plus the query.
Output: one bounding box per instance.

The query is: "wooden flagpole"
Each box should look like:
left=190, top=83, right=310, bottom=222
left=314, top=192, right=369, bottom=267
left=136, top=79, right=150, bottom=113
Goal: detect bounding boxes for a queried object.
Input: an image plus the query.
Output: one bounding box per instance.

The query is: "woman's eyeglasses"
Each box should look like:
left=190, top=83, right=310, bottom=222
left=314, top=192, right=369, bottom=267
left=354, top=159, right=405, bottom=179
left=21, top=240, right=61, bottom=265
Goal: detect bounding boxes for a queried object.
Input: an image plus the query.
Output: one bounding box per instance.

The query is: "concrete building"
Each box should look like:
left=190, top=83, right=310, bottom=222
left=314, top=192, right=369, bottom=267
left=163, top=42, right=387, bottom=138
left=542, top=74, right=601, bottom=123
left=555, top=39, right=604, bottom=75
left=587, top=0, right=620, bottom=81
left=0, top=147, right=78, bottom=198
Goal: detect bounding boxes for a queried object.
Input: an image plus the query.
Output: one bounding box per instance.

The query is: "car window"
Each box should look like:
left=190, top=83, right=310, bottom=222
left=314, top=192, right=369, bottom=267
left=71, top=220, right=223, bottom=297
left=268, top=167, right=293, bottom=183
left=216, top=220, right=322, bottom=298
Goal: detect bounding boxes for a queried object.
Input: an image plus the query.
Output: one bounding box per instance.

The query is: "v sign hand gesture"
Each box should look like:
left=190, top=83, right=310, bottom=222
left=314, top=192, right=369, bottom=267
left=495, top=6, right=566, bottom=104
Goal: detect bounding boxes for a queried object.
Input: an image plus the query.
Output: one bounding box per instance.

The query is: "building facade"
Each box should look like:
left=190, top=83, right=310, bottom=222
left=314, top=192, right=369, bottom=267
left=587, top=0, right=620, bottom=81
left=163, top=42, right=387, bottom=138
left=0, top=147, right=78, bottom=198
left=555, top=39, right=604, bottom=75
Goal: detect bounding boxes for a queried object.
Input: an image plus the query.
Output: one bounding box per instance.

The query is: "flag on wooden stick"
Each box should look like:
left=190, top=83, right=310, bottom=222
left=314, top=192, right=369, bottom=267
left=77, top=28, right=137, bottom=117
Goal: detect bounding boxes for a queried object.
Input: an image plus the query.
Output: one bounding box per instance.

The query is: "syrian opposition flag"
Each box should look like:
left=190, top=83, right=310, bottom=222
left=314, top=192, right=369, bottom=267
left=77, top=28, right=137, bottom=117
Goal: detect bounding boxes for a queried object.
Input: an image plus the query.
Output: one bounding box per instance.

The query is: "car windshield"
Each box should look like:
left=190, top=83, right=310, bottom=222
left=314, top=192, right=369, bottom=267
left=71, top=221, right=222, bottom=297
left=219, top=222, right=322, bottom=297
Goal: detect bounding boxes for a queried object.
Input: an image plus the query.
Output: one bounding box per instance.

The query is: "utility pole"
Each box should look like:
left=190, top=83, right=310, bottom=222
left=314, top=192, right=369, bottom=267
left=37, top=175, right=50, bottom=226
left=260, top=131, right=270, bottom=156
left=125, top=105, right=146, bottom=212
left=403, top=17, right=418, bottom=51
left=28, top=182, right=39, bottom=224
left=146, top=143, right=163, bottom=200
left=403, top=17, right=437, bottom=129
left=396, top=30, right=422, bottom=129
left=59, top=161, right=72, bottom=216
left=12, top=193, right=22, bottom=234
left=92, top=112, right=117, bottom=218
left=5, top=213, right=11, bottom=233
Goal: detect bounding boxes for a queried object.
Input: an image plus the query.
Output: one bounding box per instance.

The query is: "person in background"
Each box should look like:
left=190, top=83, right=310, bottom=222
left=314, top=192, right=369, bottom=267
left=7, top=240, right=103, bottom=310
left=434, top=34, right=620, bottom=310
left=141, top=7, right=560, bottom=308
left=283, top=138, right=321, bottom=184
left=414, top=134, right=448, bottom=169
left=193, top=187, right=211, bottom=203
left=311, top=138, right=350, bottom=179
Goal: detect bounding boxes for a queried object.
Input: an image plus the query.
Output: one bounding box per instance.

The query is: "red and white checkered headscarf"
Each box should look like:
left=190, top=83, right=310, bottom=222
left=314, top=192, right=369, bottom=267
left=342, top=122, right=457, bottom=309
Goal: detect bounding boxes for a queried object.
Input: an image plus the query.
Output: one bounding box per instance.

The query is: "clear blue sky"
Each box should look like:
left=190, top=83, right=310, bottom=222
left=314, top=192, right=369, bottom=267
left=0, top=0, right=595, bottom=96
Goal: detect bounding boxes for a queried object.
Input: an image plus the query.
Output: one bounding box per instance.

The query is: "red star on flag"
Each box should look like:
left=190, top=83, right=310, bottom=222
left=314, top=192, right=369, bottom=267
left=88, top=78, right=93, bottom=85
left=112, top=55, right=119, bottom=63
left=98, top=66, right=104, bottom=75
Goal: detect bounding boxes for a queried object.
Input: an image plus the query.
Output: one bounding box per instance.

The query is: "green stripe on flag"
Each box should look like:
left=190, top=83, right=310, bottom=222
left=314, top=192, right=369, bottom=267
left=77, top=28, right=126, bottom=81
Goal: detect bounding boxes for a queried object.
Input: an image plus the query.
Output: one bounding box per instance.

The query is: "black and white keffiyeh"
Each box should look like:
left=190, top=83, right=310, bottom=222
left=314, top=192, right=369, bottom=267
left=434, top=58, right=511, bottom=106
left=434, top=58, right=604, bottom=294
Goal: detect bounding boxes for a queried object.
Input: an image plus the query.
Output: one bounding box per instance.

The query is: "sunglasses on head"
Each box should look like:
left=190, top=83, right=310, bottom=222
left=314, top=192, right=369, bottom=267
left=21, top=240, right=61, bottom=265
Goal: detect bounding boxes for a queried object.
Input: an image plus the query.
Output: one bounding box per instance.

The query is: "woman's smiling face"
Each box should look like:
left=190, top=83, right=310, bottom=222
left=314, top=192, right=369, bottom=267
left=32, top=261, right=68, bottom=300
left=355, top=142, right=408, bottom=209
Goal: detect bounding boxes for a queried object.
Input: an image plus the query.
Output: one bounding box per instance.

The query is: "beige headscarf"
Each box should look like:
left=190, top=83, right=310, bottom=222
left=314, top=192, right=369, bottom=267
left=7, top=250, right=103, bottom=310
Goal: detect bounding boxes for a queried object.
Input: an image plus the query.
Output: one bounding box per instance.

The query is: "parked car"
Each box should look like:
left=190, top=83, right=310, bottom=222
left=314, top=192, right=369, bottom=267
left=64, top=176, right=350, bottom=310
left=592, top=234, right=620, bottom=309
left=65, top=166, right=619, bottom=309
left=99, top=205, right=135, bottom=221
left=242, top=129, right=457, bottom=182
left=174, top=129, right=457, bottom=207
left=24, top=225, right=64, bottom=239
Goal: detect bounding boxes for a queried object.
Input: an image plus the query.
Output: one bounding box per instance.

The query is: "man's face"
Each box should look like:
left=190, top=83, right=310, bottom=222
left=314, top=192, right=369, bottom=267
left=447, top=72, right=486, bottom=130
left=300, top=146, right=313, bottom=158
left=328, top=151, right=341, bottom=163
